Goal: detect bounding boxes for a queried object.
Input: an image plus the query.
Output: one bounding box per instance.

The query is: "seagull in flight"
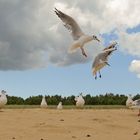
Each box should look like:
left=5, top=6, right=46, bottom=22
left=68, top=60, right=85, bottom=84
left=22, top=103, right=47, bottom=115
left=92, top=42, right=117, bottom=79
left=54, top=8, right=100, bottom=57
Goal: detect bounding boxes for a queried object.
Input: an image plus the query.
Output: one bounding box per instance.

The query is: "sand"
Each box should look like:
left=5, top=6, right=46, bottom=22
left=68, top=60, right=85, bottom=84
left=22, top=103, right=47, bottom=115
left=0, top=109, right=140, bottom=140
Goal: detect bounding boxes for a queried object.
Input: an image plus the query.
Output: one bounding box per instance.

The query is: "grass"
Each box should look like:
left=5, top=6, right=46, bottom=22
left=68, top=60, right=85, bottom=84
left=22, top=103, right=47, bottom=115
left=5, top=105, right=126, bottom=109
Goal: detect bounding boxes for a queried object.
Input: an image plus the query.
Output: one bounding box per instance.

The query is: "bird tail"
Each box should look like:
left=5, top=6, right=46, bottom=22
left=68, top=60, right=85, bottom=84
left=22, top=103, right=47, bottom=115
left=68, top=42, right=80, bottom=53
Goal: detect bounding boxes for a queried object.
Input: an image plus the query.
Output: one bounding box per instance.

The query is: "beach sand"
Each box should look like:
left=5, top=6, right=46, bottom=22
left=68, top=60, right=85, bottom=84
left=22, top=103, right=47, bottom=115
left=0, top=109, right=140, bottom=140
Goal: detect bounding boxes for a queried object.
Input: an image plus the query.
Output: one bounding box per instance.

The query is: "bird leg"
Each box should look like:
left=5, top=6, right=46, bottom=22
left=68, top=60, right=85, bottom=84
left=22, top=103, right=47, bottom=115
left=94, top=73, right=97, bottom=80
left=99, top=71, right=101, bottom=78
left=104, top=61, right=110, bottom=66
left=81, top=47, right=87, bottom=57
left=95, top=75, right=97, bottom=80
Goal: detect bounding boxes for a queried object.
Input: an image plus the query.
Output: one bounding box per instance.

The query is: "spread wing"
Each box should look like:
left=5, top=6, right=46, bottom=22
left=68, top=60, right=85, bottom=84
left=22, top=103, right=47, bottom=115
left=103, top=42, right=117, bottom=55
left=92, top=48, right=116, bottom=69
left=54, top=8, right=84, bottom=40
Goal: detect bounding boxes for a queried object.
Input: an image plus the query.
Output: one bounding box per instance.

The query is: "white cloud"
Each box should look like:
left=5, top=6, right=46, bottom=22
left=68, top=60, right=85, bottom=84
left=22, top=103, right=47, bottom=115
left=0, top=0, right=140, bottom=70
left=129, top=60, right=140, bottom=78
left=118, top=31, right=140, bottom=57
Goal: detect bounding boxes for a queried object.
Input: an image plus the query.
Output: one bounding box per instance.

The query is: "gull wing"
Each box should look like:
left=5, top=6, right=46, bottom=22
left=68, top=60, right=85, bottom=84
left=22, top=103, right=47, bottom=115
left=103, top=42, right=117, bottom=50
left=103, top=42, right=117, bottom=55
left=92, top=49, right=116, bottom=69
left=55, top=8, right=84, bottom=40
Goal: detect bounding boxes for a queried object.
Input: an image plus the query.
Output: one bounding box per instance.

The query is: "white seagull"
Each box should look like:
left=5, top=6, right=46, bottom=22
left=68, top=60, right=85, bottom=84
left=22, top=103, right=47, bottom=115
left=40, top=96, right=47, bottom=108
left=92, top=42, right=117, bottom=79
left=126, top=95, right=140, bottom=116
left=126, top=94, right=133, bottom=107
left=0, top=90, right=7, bottom=110
left=57, top=102, right=63, bottom=109
left=75, top=93, right=85, bottom=107
left=54, top=8, right=100, bottom=57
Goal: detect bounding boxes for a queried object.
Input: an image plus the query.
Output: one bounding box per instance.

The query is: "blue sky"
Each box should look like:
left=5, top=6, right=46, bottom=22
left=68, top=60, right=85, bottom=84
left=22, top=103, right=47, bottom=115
left=0, top=0, right=140, bottom=98
left=0, top=51, right=139, bottom=98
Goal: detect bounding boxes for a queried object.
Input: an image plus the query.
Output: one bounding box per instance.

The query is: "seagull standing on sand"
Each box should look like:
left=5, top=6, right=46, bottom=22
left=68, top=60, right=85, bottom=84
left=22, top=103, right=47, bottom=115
left=54, top=8, right=100, bottom=57
left=57, top=102, right=63, bottom=109
left=40, top=96, right=47, bottom=108
left=126, top=95, right=140, bottom=116
left=92, top=42, right=117, bottom=79
left=131, top=99, right=140, bottom=116
left=75, top=93, right=85, bottom=107
left=0, top=90, right=7, bottom=109
left=126, top=95, right=133, bottom=107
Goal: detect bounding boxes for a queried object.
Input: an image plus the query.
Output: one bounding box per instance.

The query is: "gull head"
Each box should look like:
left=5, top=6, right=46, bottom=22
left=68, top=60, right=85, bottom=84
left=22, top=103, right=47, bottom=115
left=59, top=102, right=62, bottom=105
left=92, top=35, right=100, bottom=42
left=111, top=41, right=118, bottom=50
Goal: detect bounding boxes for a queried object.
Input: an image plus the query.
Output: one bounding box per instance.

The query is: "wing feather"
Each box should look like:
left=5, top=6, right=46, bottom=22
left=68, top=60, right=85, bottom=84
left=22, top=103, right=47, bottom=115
left=55, top=8, right=84, bottom=40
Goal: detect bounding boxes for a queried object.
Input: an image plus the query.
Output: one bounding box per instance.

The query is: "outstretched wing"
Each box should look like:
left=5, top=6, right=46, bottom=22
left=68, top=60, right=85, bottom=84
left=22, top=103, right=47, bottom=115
left=100, top=46, right=117, bottom=60
left=54, top=8, right=84, bottom=40
left=92, top=48, right=116, bottom=68
left=103, top=42, right=117, bottom=55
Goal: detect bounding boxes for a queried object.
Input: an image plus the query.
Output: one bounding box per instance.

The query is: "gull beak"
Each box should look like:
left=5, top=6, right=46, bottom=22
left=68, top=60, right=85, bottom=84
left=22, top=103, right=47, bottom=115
left=96, top=38, right=100, bottom=42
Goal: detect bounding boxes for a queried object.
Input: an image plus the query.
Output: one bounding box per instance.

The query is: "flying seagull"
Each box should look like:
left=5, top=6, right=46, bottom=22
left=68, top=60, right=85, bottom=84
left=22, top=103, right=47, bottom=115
left=54, top=8, right=100, bottom=57
left=92, top=42, right=117, bottom=79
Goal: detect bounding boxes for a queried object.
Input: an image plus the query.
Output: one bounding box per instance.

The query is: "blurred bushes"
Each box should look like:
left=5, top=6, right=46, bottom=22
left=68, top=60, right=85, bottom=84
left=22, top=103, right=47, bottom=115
left=6, top=93, right=140, bottom=105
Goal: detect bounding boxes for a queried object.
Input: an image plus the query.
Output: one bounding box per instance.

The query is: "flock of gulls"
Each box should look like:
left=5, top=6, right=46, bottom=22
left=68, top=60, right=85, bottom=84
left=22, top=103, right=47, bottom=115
left=40, top=94, right=85, bottom=109
left=0, top=8, right=139, bottom=116
left=0, top=90, right=140, bottom=116
left=54, top=8, right=117, bottom=79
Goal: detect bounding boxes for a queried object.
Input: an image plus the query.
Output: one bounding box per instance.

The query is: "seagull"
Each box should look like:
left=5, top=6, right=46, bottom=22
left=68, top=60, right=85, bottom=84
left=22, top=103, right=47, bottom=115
left=92, top=42, right=117, bottom=79
left=40, top=96, right=47, bottom=108
left=131, top=99, right=140, bottom=116
left=126, top=94, right=133, bottom=107
left=57, top=102, right=63, bottom=109
left=75, top=93, right=85, bottom=107
left=54, top=8, right=100, bottom=57
left=0, top=90, right=7, bottom=110
left=126, top=95, right=140, bottom=116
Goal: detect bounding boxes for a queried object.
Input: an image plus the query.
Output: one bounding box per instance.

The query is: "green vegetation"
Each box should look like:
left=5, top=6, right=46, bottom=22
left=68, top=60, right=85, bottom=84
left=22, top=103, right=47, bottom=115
left=6, top=93, right=140, bottom=106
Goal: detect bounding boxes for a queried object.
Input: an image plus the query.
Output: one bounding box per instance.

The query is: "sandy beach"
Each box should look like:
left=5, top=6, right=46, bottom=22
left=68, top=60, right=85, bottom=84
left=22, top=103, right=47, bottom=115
left=0, top=109, right=140, bottom=140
